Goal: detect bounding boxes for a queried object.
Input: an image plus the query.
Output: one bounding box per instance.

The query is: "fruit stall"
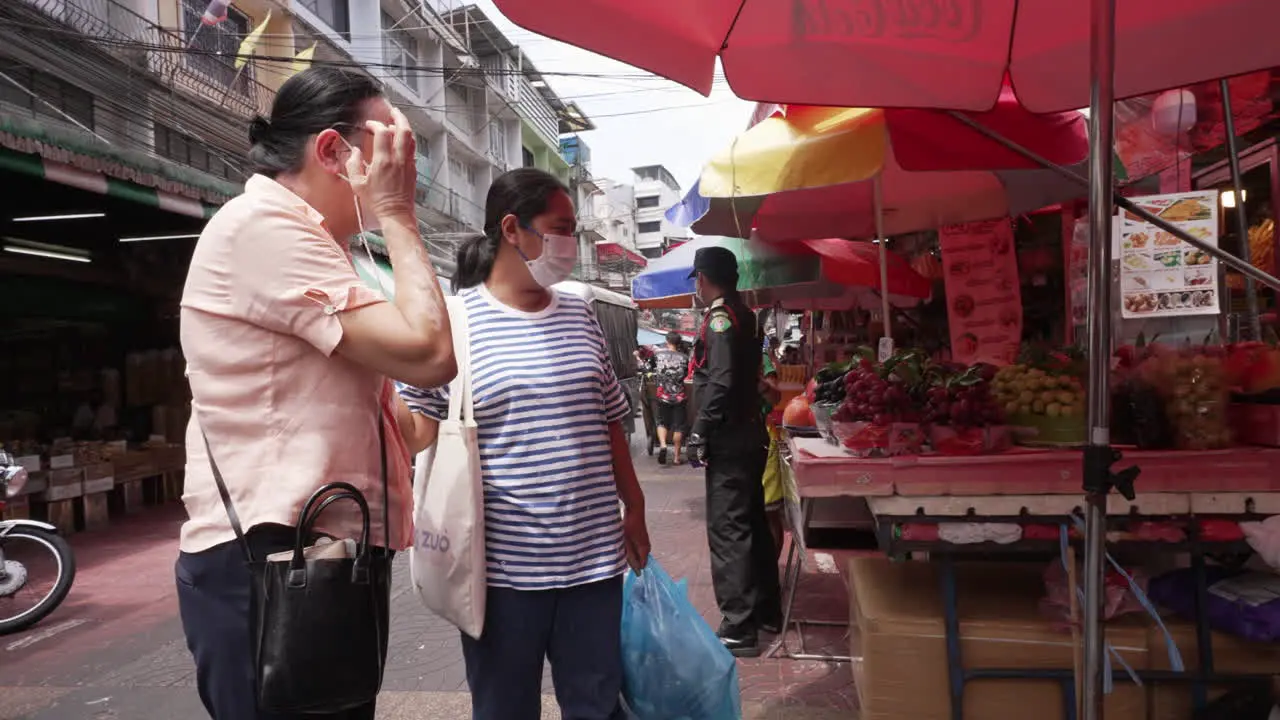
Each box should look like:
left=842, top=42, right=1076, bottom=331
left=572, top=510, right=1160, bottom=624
left=774, top=336, right=1280, bottom=719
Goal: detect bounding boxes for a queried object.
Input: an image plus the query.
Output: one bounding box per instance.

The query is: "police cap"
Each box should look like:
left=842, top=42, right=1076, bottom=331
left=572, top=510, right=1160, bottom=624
left=688, top=246, right=739, bottom=286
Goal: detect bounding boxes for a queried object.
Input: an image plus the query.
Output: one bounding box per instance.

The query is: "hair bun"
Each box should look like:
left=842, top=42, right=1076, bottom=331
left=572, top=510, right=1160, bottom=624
left=248, top=116, right=272, bottom=144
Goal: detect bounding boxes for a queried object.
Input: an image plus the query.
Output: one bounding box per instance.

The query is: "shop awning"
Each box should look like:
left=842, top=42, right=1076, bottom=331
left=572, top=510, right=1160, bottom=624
left=0, top=111, right=236, bottom=218
left=596, top=242, right=647, bottom=268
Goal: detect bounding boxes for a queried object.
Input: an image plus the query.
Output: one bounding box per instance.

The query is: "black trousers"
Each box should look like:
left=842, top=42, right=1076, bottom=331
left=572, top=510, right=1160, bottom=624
left=704, top=423, right=783, bottom=635
left=461, top=576, right=626, bottom=720
left=175, top=524, right=385, bottom=720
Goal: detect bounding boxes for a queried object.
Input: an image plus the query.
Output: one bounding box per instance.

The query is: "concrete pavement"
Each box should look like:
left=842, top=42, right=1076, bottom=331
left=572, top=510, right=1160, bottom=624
left=0, top=454, right=858, bottom=720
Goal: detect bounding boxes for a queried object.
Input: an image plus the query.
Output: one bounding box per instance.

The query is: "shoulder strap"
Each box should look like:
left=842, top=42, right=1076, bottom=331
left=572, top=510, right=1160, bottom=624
left=202, top=392, right=392, bottom=559
left=200, top=425, right=254, bottom=564
left=444, top=295, right=475, bottom=423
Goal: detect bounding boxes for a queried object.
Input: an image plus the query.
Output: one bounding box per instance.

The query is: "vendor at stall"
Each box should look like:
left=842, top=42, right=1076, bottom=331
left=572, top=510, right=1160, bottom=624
left=687, top=246, right=783, bottom=657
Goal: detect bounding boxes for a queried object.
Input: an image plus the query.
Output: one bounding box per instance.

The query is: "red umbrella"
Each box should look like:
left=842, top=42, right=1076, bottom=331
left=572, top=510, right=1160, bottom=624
left=795, top=238, right=933, bottom=299
left=491, top=0, right=1280, bottom=112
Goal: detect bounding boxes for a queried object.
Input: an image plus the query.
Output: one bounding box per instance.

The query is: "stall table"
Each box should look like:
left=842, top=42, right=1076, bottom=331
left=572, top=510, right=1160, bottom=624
left=776, top=433, right=1280, bottom=720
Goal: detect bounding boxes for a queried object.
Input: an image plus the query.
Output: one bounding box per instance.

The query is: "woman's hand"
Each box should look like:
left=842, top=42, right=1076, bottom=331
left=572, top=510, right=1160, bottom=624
left=623, top=507, right=650, bottom=575
left=346, top=107, right=417, bottom=223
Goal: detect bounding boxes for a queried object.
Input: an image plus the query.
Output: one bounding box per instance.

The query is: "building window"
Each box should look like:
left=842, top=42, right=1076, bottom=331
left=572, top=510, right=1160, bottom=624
left=0, top=67, right=95, bottom=130
left=522, top=146, right=535, bottom=168
left=380, top=11, right=419, bottom=92
left=180, top=0, right=252, bottom=90
left=638, top=221, right=662, bottom=234
left=641, top=247, right=663, bottom=260
left=298, top=0, right=350, bottom=38
left=154, top=123, right=241, bottom=180
left=488, top=121, right=509, bottom=163
left=636, top=195, right=660, bottom=209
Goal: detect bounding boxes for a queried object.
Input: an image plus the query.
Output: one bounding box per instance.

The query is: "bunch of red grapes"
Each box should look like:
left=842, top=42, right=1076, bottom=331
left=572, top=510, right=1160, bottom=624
left=922, top=381, right=1004, bottom=429
left=835, top=361, right=920, bottom=426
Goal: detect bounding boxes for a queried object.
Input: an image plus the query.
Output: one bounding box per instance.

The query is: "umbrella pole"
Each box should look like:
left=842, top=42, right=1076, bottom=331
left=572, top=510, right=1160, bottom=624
left=874, top=177, right=893, bottom=350
left=1219, top=78, right=1262, bottom=340
left=1082, top=0, right=1123, bottom=716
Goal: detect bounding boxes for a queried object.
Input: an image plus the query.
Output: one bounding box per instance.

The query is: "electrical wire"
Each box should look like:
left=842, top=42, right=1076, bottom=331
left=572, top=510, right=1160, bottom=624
left=0, top=2, right=722, bottom=247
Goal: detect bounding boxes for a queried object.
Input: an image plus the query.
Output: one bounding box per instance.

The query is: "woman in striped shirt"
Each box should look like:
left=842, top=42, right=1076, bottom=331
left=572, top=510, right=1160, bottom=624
left=398, top=168, right=649, bottom=720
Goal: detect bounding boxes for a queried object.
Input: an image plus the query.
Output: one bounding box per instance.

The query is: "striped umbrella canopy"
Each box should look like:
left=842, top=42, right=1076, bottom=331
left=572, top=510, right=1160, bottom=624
left=668, top=93, right=1092, bottom=242
left=631, top=235, right=931, bottom=310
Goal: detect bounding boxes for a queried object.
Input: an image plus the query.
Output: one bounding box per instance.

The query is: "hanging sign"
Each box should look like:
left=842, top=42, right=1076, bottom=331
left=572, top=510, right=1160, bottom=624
left=939, top=218, right=1023, bottom=366
left=1118, top=190, right=1220, bottom=319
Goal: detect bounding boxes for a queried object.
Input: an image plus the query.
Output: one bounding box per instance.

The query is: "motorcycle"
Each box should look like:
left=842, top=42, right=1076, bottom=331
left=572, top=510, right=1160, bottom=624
left=0, top=449, right=76, bottom=635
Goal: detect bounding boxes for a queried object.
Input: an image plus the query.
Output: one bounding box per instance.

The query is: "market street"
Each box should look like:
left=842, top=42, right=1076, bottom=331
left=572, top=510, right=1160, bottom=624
left=0, top=456, right=858, bottom=720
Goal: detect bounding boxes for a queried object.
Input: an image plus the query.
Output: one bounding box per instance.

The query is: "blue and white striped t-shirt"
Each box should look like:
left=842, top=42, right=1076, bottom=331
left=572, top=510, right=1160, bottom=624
left=398, top=285, right=631, bottom=591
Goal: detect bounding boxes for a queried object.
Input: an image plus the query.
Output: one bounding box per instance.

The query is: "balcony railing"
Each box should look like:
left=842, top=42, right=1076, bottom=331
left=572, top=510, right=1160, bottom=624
left=517, top=76, right=559, bottom=150
left=15, top=0, right=275, bottom=120
left=417, top=180, right=485, bottom=231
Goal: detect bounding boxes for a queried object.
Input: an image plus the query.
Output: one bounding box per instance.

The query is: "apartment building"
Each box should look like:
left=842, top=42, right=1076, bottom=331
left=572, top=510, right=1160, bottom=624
left=633, top=164, right=690, bottom=259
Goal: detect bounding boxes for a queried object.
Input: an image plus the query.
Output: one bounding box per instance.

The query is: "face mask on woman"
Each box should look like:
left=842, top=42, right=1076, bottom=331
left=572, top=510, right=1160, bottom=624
left=518, top=226, right=578, bottom=288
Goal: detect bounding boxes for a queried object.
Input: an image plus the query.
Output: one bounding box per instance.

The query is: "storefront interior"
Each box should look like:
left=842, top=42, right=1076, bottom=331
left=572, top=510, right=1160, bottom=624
left=0, top=165, right=204, bottom=452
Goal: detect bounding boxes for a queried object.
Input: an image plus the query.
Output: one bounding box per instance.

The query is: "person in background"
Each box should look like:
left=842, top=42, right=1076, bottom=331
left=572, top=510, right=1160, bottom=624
left=177, top=67, right=455, bottom=720
left=398, top=168, right=649, bottom=720
left=634, top=344, right=656, bottom=372
left=687, top=246, right=783, bottom=658
left=72, top=389, right=116, bottom=440
left=652, top=330, right=690, bottom=465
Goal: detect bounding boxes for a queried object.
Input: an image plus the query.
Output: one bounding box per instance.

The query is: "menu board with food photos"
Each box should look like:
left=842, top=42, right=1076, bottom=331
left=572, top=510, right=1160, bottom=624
left=1119, top=190, right=1220, bottom=319
left=939, top=218, right=1023, bottom=366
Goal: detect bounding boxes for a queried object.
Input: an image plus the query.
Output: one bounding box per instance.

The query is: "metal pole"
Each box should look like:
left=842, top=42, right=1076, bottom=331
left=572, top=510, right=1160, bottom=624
left=1082, top=0, right=1117, bottom=714
left=873, top=177, right=893, bottom=345
left=944, top=111, right=1280, bottom=294
left=1219, top=78, right=1262, bottom=340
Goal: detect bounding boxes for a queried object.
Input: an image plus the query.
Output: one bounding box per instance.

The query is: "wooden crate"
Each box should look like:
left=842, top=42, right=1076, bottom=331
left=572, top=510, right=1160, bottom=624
left=41, top=498, right=76, bottom=535
left=109, top=479, right=145, bottom=516
left=40, top=468, right=84, bottom=502
left=78, top=492, right=110, bottom=532
left=162, top=471, right=185, bottom=502
left=1, top=494, right=31, bottom=521
left=82, top=462, right=114, bottom=495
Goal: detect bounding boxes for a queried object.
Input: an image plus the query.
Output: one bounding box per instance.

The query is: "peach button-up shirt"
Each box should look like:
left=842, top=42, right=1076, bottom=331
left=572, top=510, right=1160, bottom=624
left=179, top=175, right=412, bottom=554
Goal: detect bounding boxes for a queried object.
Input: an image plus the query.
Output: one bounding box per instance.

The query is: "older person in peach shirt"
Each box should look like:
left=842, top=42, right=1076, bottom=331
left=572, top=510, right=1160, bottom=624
left=176, top=67, right=453, bottom=720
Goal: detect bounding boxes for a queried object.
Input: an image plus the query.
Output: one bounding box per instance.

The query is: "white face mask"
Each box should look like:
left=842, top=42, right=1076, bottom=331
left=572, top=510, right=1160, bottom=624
left=518, top=227, right=578, bottom=288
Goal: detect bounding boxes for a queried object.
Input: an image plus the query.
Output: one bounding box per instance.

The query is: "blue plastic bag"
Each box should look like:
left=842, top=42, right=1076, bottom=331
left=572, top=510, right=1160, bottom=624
left=620, top=557, right=742, bottom=720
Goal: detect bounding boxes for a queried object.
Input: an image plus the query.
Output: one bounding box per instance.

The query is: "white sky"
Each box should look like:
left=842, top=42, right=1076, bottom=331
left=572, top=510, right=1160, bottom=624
left=469, top=0, right=754, bottom=194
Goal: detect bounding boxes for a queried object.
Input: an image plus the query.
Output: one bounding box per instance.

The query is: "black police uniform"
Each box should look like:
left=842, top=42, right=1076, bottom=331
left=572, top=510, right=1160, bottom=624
left=688, top=249, right=782, bottom=654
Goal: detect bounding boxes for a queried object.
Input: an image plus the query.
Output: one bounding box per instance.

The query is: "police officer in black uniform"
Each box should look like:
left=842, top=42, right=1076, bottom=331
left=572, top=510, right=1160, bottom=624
left=686, top=246, right=783, bottom=657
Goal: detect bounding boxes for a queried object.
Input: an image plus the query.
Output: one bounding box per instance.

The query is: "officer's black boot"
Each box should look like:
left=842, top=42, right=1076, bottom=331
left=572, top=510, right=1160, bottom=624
left=717, top=622, right=761, bottom=658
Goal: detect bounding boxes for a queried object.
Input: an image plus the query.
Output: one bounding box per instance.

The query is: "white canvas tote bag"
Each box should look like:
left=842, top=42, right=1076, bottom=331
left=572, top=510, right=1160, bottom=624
left=409, top=295, right=486, bottom=639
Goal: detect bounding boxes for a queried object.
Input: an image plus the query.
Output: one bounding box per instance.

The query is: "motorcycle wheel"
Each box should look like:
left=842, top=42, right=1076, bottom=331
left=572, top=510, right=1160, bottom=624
left=0, top=527, right=76, bottom=635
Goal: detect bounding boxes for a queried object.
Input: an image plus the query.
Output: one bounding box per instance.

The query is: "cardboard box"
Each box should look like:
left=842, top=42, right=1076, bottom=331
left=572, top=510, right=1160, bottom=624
left=1146, top=616, right=1280, bottom=720
left=850, top=557, right=1149, bottom=720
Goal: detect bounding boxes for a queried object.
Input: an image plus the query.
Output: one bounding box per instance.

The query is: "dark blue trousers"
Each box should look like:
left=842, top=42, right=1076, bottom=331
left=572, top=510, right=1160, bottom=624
left=461, top=575, right=627, bottom=720
left=175, top=525, right=379, bottom=720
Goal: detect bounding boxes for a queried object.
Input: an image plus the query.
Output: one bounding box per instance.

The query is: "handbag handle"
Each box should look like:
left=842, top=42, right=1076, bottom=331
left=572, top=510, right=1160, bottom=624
left=288, top=482, right=371, bottom=588
left=200, top=395, right=390, bottom=567
left=444, top=295, right=475, bottom=423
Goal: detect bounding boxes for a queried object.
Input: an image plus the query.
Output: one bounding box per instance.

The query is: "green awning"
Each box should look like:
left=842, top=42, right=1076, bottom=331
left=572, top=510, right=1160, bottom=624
left=0, top=111, right=236, bottom=218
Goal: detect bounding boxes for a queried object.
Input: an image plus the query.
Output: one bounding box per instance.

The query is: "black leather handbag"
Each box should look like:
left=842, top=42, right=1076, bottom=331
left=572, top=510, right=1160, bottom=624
left=203, top=420, right=392, bottom=714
